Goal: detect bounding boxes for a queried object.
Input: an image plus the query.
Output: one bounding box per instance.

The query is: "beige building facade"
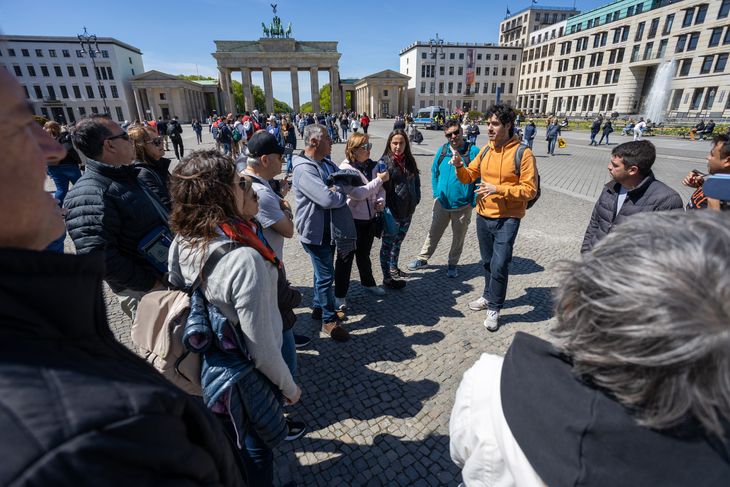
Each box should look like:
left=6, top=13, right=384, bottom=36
left=517, top=20, right=566, bottom=115
left=544, top=0, right=730, bottom=119
left=499, top=6, right=578, bottom=47
left=130, top=70, right=218, bottom=122
left=212, top=38, right=342, bottom=115
left=353, top=70, right=409, bottom=117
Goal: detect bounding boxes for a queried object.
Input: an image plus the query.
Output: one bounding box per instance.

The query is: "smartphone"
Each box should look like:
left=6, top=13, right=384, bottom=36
left=691, top=169, right=708, bottom=177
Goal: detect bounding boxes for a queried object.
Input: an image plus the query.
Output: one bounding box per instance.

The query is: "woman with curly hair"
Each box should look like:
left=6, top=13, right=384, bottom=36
left=127, top=123, right=172, bottom=210
left=167, top=150, right=301, bottom=487
left=378, top=129, right=420, bottom=289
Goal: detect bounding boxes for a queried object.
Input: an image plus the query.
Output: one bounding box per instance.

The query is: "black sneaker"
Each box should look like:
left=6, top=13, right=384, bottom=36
left=294, top=334, right=311, bottom=348
left=310, top=307, right=322, bottom=320
left=390, top=267, right=408, bottom=278
left=285, top=418, right=307, bottom=441
left=383, top=278, right=406, bottom=289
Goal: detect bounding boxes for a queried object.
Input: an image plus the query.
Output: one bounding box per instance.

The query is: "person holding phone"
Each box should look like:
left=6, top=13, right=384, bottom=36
left=683, top=133, right=730, bottom=211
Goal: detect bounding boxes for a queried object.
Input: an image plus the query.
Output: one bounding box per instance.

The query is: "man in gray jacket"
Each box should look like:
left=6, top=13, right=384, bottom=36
left=581, top=140, right=683, bottom=253
left=292, top=124, right=353, bottom=342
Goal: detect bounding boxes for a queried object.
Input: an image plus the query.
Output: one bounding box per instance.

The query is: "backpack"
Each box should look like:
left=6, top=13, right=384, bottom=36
left=434, top=142, right=473, bottom=179
left=167, top=122, right=178, bottom=137
left=232, top=126, right=243, bottom=142
left=131, top=242, right=238, bottom=396
left=243, top=120, right=253, bottom=138
left=476, top=143, right=541, bottom=209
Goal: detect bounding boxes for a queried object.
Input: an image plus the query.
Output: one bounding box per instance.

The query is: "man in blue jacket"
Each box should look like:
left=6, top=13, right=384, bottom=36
left=408, top=120, right=480, bottom=278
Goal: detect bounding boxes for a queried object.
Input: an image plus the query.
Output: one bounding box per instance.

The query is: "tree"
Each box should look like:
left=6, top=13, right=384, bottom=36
left=300, top=101, right=313, bottom=113
left=177, top=74, right=291, bottom=114
left=296, top=84, right=351, bottom=114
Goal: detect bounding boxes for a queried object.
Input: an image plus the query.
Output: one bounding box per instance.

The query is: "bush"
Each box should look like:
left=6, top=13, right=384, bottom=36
left=467, top=110, right=483, bottom=121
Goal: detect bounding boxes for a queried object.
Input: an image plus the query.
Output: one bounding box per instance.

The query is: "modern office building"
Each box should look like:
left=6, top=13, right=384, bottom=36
left=0, top=35, right=144, bottom=124
left=516, top=20, right=567, bottom=114
left=543, top=0, right=730, bottom=119
left=499, top=5, right=579, bottom=47
left=399, top=41, right=523, bottom=114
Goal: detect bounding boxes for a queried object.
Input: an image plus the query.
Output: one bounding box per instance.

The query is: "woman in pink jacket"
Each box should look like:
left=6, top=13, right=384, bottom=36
left=333, top=132, right=390, bottom=310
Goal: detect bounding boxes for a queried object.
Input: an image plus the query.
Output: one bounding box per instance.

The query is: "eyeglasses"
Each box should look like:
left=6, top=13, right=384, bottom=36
left=444, top=131, right=461, bottom=139
left=146, top=137, right=163, bottom=146
left=238, top=177, right=252, bottom=193
left=358, top=143, right=372, bottom=150
left=106, top=132, right=130, bottom=142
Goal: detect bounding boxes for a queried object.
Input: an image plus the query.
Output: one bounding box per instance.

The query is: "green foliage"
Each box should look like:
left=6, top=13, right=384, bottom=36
left=467, top=110, right=483, bottom=121
left=274, top=99, right=293, bottom=113
left=319, top=83, right=331, bottom=112
left=177, top=74, right=215, bottom=81
left=300, top=101, right=312, bottom=113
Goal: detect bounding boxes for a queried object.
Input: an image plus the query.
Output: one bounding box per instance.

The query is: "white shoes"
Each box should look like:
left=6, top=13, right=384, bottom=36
left=335, top=297, right=347, bottom=311
left=468, top=297, right=489, bottom=311
left=484, top=309, right=500, bottom=332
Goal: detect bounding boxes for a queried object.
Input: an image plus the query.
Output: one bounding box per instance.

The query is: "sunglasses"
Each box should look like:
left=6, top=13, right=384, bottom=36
left=358, top=143, right=372, bottom=150
left=106, top=132, right=130, bottom=142
left=238, top=177, right=252, bottom=193
left=445, top=131, right=461, bottom=139
left=146, top=137, right=163, bottom=146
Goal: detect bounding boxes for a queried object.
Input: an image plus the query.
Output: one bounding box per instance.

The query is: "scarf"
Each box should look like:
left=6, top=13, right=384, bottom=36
left=219, top=219, right=282, bottom=269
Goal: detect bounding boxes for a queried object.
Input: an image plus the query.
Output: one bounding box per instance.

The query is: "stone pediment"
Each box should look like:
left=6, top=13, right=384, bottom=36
left=357, top=69, right=411, bottom=82
left=131, top=70, right=182, bottom=82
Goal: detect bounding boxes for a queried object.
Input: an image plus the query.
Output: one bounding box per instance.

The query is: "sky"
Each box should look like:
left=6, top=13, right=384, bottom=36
left=1, top=0, right=607, bottom=105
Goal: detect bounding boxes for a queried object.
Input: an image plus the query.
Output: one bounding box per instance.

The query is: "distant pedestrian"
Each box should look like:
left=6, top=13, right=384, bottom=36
left=598, top=120, right=613, bottom=145
left=340, top=116, right=350, bottom=141
left=167, top=116, right=184, bottom=160
left=589, top=117, right=602, bottom=146
left=633, top=118, right=646, bottom=141
left=192, top=118, right=203, bottom=144
left=545, top=117, right=561, bottom=156
left=360, top=112, right=370, bottom=134
left=157, top=117, right=170, bottom=150
left=522, top=119, right=536, bottom=149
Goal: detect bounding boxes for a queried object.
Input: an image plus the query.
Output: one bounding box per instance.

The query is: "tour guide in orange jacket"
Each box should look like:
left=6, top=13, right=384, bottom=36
left=453, top=104, right=537, bottom=332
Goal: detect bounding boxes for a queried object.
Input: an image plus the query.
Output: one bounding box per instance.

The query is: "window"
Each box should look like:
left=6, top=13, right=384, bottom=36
left=458, top=53, right=464, bottom=59
left=648, top=18, right=659, bottom=39
left=636, top=4, right=643, bottom=14
left=658, top=39, right=668, bottom=59
left=644, top=42, right=654, bottom=60
left=703, top=86, right=717, bottom=109
left=21, top=49, right=29, bottom=57
left=60, top=85, right=68, bottom=99
left=449, top=53, right=455, bottom=59
left=35, top=49, right=43, bottom=57
left=47, top=86, right=56, bottom=100
left=49, top=49, right=56, bottom=58
left=449, top=66, right=454, bottom=75
left=700, top=56, right=714, bottom=74
left=421, top=52, right=426, bottom=59
left=695, top=4, right=707, bottom=24
left=62, top=49, right=70, bottom=58
left=91, top=106, right=99, bottom=114
left=687, top=32, right=700, bottom=51
left=492, top=66, right=498, bottom=75
left=13, top=65, right=22, bottom=76
left=679, top=58, right=692, bottom=76
left=710, top=27, right=723, bottom=47
left=438, top=82, right=444, bottom=93
left=477, top=53, right=482, bottom=60
left=78, top=107, right=86, bottom=116
left=720, top=0, right=730, bottom=19
left=33, top=85, right=42, bottom=98
left=501, top=67, right=506, bottom=76
left=22, top=85, right=29, bottom=98
left=512, top=54, right=517, bottom=61
left=715, top=53, right=728, bottom=72
left=54, top=66, right=62, bottom=76
left=616, top=48, right=624, bottom=63
left=628, top=6, right=635, bottom=16
left=458, top=66, right=464, bottom=75
left=115, top=107, right=124, bottom=121
left=27, top=65, right=36, bottom=77
left=457, top=82, right=462, bottom=94
left=76, top=50, right=83, bottom=58
left=476, top=66, right=481, bottom=75
left=448, top=82, right=453, bottom=93
left=690, top=88, right=704, bottom=109
left=635, top=22, right=645, bottom=41
left=482, top=82, right=488, bottom=93
left=99, top=86, right=106, bottom=98
left=670, top=89, right=683, bottom=110
left=485, top=54, right=491, bottom=60
left=495, top=54, right=500, bottom=60
left=40, top=107, right=49, bottom=118
left=663, top=14, right=674, bottom=35
left=67, top=66, right=76, bottom=77
left=682, top=9, right=694, bottom=27
left=508, top=83, right=513, bottom=94
left=72, top=85, right=81, bottom=98
left=510, top=67, right=515, bottom=76
left=8, top=48, right=16, bottom=57
left=631, top=45, right=640, bottom=62
left=622, top=26, right=629, bottom=42
left=40, top=65, right=49, bottom=77
left=86, top=85, right=94, bottom=98
left=676, top=34, right=687, bottom=52
left=101, top=50, right=109, bottom=58
left=80, top=66, right=88, bottom=77
left=725, top=27, right=730, bottom=44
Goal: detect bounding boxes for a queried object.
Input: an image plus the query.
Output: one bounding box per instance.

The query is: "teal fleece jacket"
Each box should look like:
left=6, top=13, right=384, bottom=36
left=431, top=142, right=481, bottom=209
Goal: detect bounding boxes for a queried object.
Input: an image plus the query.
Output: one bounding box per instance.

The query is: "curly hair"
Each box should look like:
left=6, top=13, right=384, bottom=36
left=169, top=150, right=243, bottom=247
left=551, top=211, right=730, bottom=437
left=127, top=123, right=156, bottom=163
left=380, top=129, right=418, bottom=174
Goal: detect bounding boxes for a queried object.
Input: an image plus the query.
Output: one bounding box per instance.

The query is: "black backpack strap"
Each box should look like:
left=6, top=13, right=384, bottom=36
left=513, top=144, right=528, bottom=177
left=188, top=241, right=241, bottom=293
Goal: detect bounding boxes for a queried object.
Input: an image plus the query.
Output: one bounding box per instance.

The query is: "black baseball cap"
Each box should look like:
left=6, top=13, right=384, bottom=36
left=247, top=131, right=284, bottom=157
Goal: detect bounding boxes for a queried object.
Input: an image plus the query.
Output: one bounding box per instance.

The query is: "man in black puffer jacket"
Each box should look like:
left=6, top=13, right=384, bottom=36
left=64, top=115, right=169, bottom=318
left=581, top=140, right=683, bottom=253
left=0, top=68, right=246, bottom=487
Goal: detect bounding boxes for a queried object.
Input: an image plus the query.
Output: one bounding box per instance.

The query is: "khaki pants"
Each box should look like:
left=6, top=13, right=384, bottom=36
left=417, top=199, right=472, bottom=266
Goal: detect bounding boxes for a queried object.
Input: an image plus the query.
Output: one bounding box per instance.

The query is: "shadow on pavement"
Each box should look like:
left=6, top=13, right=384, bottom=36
left=499, top=286, right=556, bottom=326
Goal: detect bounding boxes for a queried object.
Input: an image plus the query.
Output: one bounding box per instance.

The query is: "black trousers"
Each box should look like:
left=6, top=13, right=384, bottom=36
left=334, top=218, right=377, bottom=297
left=172, top=137, right=184, bottom=160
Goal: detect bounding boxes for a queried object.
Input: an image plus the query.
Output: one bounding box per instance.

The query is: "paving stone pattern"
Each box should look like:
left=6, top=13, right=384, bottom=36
left=55, top=120, right=705, bottom=486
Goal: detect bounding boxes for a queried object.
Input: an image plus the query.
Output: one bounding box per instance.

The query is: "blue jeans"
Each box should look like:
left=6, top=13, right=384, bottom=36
left=525, top=138, right=534, bottom=149
left=47, top=164, right=82, bottom=204
left=302, top=240, right=337, bottom=323
left=475, top=216, right=521, bottom=311
left=281, top=328, right=296, bottom=379
left=222, top=142, right=231, bottom=155
left=285, top=153, right=293, bottom=174
left=547, top=137, right=557, bottom=154
left=467, top=135, right=477, bottom=145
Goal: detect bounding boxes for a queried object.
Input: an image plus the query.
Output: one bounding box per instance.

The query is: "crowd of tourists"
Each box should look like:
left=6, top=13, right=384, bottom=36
left=3, top=58, right=730, bottom=487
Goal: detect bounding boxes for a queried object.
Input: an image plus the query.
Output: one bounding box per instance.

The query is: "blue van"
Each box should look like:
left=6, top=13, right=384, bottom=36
left=413, top=106, right=446, bottom=130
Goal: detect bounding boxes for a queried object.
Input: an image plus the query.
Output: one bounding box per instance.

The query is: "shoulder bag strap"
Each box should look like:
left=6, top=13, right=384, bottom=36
left=188, top=241, right=241, bottom=293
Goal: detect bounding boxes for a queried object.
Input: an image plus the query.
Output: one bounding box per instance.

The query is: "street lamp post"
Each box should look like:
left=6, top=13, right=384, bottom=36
left=77, top=27, right=108, bottom=114
left=429, top=34, right=444, bottom=108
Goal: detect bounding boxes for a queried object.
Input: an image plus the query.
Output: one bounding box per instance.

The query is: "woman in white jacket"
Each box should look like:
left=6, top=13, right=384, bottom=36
left=333, top=132, right=389, bottom=309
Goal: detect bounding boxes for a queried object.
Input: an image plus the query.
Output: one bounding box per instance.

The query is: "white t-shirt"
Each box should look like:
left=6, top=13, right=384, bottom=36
left=247, top=173, right=287, bottom=260
left=616, top=186, right=629, bottom=215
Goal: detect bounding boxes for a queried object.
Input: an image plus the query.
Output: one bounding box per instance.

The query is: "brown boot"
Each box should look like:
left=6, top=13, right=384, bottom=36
left=321, top=321, right=350, bottom=342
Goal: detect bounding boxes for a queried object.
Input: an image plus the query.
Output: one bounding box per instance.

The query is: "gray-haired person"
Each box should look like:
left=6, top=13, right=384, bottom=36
left=451, top=210, right=730, bottom=486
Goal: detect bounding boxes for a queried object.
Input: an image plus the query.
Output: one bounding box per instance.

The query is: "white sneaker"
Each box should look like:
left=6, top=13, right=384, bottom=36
left=468, top=297, right=489, bottom=311
left=484, top=309, right=500, bottom=332
left=335, top=297, right=347, bottom=310
left=363, top=285, right=386, bottom=296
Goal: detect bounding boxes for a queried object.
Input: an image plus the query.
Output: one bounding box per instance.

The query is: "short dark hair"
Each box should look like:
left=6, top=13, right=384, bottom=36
left=712, top=133, right=730, bottom=160
left=485, top=104, right=516, bottom=137
left=444, top=119, right=461, bottom=131
left=72, top=115, right=113, bottom=160
left=611, top=140, right=655, bottom=176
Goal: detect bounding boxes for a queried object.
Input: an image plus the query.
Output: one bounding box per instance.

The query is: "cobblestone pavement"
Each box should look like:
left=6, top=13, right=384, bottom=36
left=53, top=120, right=705, bottom=486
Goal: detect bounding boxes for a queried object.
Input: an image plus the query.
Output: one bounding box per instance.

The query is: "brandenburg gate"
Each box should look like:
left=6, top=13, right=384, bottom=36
left=212, top=7, right=342, bottom=114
